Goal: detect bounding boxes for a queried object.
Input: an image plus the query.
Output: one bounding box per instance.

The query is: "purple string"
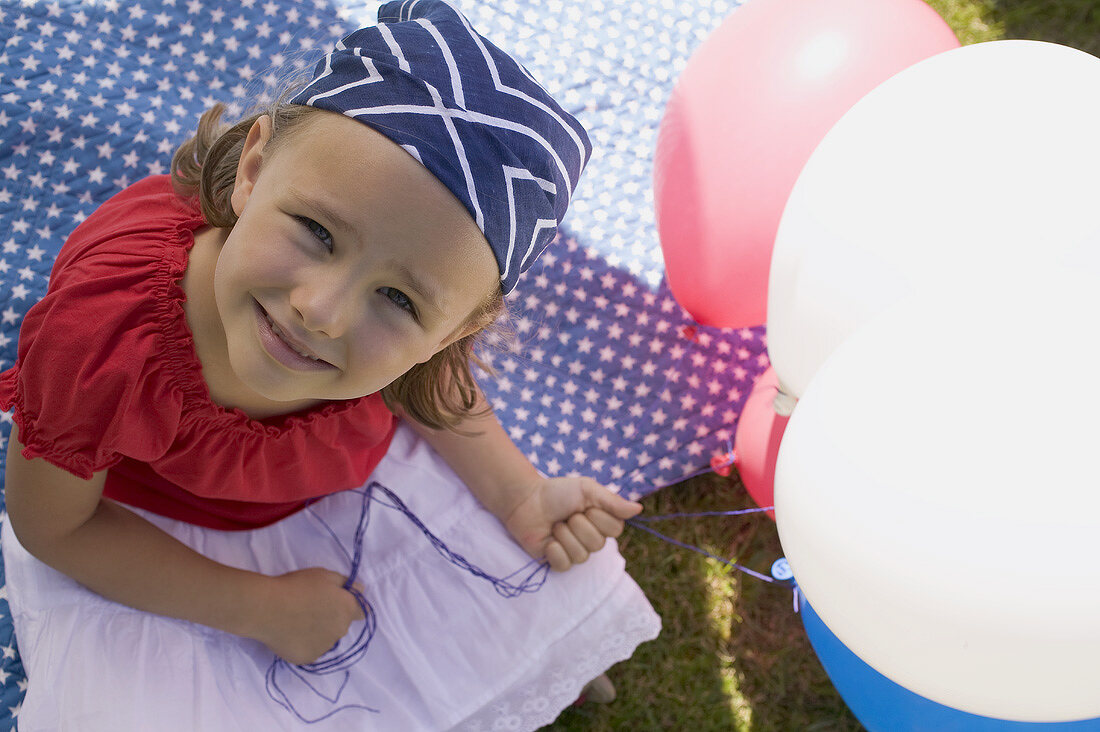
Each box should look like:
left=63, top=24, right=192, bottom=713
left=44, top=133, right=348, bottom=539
left=265, top=480, right=549, bottom=724
left=618, top=438, right=781, bottom=583
left=265, top=468, right=775, bottom=722
left=369, top=484, right=550, bottom=598
left=619, top=436, right=778, bottom=583
left=625, top=518, right=777, bottom=583
left=630, top=507, right=774, bottom=522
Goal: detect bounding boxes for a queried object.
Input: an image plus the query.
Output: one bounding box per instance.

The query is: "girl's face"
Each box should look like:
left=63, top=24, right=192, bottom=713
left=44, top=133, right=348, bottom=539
left=212, top=110, right=499, bottom=406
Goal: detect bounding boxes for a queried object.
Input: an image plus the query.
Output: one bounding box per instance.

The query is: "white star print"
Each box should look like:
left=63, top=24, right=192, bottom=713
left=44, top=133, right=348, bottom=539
left=0, top=0, right=763, bottom=709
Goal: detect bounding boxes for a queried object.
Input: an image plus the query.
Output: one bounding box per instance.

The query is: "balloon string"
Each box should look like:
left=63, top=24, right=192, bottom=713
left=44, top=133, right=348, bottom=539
left=622, top=437, right=776, bottom=584
left=631, top=507, right=774, bottom=522
left=625, top=516, right=776, bottom=583
left=270, top=478, right=780, bottom=723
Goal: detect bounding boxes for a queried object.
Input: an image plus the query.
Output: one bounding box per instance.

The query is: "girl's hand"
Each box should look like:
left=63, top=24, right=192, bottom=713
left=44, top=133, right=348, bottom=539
left=502, top=477, right=643, bottom=572
left=250, top=567, right=366, bottom=666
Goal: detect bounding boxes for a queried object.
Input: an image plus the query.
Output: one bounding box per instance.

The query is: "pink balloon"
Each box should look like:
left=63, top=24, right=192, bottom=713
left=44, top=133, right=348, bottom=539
left=733, top=367, right=788, bottom=520
left=654, top=0, right=959, bottom=328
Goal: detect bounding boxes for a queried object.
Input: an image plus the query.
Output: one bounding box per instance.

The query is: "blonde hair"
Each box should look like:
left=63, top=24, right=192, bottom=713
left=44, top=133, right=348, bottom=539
left=170, top=80, right=507, bottom=431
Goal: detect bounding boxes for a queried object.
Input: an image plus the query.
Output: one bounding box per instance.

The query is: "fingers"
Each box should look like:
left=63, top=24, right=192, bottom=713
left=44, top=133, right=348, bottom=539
left=345, top=578, right=368, bottom=620
left=544, top=540, right=572, bottom=572
left=604, top=492, right=643, bottom=520
left=567, top=514, right=607, bottom=552
left=581, top=479, right=644, bottom=520
left=585, top=507, right=625, bottom=538
left=553, top=521, right=590, bottom=566
left=549, top=513, right=614, bottom=571
left=532, top=477, right=646, bottom=573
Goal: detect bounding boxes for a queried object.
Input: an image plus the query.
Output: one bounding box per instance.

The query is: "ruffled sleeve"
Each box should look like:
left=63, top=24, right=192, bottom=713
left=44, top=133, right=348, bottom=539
left=0, top=240, right=184, bottom=480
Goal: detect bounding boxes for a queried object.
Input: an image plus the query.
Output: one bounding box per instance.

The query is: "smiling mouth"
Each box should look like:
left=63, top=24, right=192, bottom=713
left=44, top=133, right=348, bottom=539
left=256, top=301, right=334, bottom=367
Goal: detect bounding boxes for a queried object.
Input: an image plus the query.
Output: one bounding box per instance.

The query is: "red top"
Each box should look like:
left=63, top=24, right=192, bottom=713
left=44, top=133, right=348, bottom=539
left=0, top=176, right=397, bottom=530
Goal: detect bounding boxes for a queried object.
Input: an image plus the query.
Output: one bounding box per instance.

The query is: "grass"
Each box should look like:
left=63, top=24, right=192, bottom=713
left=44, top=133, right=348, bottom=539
left=547, top=473, right=862, bottom=732
left=542, top=1, right=1097, bottom=729
left=992, top=0, right=1100, bottom=56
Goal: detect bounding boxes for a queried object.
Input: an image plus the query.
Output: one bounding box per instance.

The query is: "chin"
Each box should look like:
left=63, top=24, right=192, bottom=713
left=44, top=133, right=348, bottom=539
left=241, top=379, right=309, bottom=405
left=225, top=357, right=311, bottom=404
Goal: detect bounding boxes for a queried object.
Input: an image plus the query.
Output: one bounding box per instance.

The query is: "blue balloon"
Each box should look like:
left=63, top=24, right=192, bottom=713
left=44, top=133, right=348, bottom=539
left=798, top=591, right=1100, bottom=731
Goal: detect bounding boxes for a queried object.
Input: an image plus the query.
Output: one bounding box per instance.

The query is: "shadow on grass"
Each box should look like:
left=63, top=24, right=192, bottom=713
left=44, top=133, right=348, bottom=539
left=719, top=473, right=863, bottom=732
left=987, top=0, right=1100, bottom=55
left=542, top=473, right=863, bottom=731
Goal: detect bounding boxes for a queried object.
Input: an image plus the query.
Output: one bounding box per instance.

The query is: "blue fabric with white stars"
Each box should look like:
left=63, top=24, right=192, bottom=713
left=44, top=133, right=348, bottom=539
left=0, top=0, right=764, bottom=725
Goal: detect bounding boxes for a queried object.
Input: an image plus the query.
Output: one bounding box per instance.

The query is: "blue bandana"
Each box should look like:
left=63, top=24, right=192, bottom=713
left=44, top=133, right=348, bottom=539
left=290, top=0, right=593, bottom=295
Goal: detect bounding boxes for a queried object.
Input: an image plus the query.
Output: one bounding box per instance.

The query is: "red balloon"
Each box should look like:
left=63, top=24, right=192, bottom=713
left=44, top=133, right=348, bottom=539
left=654, top=0, right=959, bottom=328
left=733, top=367, right=788, bottom=520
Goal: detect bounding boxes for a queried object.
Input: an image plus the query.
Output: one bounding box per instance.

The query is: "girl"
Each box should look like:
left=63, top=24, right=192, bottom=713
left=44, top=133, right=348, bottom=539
left=0, top=2, right=660, bottom=729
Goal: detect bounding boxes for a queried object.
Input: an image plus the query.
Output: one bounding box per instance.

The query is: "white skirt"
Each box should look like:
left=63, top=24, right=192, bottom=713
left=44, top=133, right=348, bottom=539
left=2, top=423, right=661, bottom=731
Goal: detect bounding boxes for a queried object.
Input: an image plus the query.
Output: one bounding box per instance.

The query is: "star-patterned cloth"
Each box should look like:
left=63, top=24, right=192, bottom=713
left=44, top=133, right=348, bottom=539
left=0, top=0, right=766, bottom=726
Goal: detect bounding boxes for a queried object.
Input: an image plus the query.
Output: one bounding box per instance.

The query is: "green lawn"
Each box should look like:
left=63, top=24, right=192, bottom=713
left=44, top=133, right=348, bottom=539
left=544, top=2, right=1098, bottom=729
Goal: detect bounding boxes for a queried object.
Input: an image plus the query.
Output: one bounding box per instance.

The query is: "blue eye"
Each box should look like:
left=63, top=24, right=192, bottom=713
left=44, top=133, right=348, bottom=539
left=296, top=216, right=333, bottom=251
left=379, top=286, right=416, bottom=317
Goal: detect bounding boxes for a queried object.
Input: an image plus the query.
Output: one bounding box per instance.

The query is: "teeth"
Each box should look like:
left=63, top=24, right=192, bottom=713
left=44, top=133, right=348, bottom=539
left=265, top=313, right=321, bottom=361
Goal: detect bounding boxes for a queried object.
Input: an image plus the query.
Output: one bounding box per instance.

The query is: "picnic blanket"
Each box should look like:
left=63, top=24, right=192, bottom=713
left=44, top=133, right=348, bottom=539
left=0, top=0, right=766, bottom=726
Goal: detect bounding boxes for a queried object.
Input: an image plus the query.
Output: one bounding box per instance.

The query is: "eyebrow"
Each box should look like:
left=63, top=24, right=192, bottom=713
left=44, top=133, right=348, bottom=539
left=287, top=188, right=447, bottom=320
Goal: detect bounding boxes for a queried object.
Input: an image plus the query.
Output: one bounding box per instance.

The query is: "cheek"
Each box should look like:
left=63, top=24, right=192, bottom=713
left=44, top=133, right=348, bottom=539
left=346, top=325, right=435, bottom=375
left=216, top=225, right=306, bottom=290
left=211, top=245, right=254, bottom=312
left=210, top=246, right=236, bottom=312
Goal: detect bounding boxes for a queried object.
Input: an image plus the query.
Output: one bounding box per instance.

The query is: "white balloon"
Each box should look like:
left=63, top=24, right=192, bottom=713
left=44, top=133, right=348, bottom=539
left=774, top=268, right=1100, bottom=722
left=767, top=40, right=1100, bottom=399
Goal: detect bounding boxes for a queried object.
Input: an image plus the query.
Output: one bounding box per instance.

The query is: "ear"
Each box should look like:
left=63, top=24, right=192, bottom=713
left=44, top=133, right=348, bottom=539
left=230, top=114, right=274, bottom=218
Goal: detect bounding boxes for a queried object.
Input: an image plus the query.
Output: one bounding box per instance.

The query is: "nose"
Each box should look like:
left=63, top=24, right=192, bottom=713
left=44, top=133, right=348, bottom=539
left=289, top=272, right=357, bottom=339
